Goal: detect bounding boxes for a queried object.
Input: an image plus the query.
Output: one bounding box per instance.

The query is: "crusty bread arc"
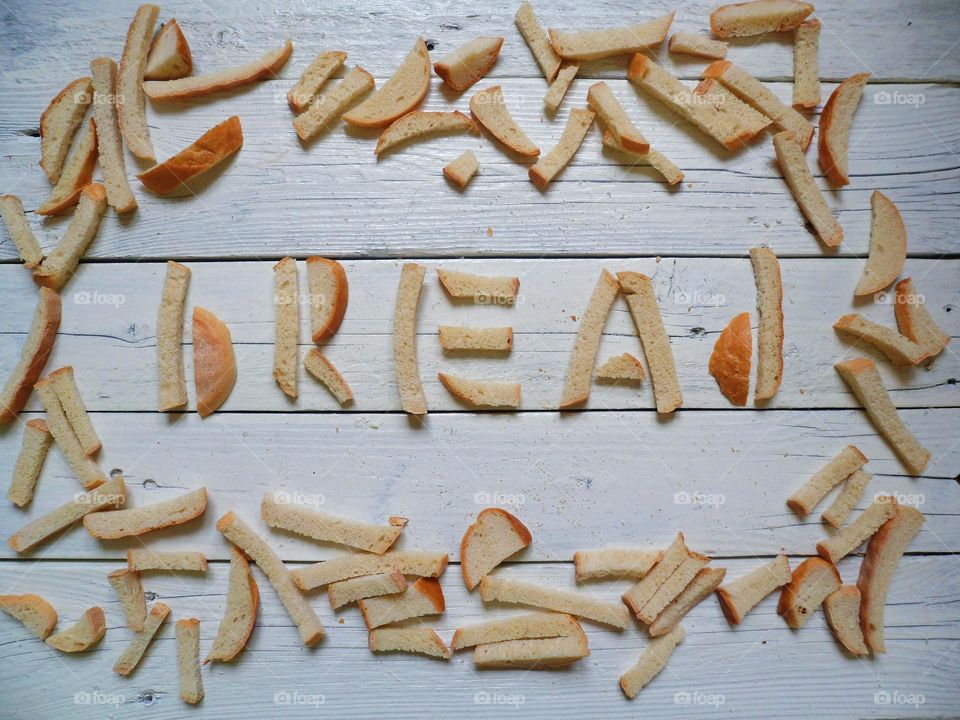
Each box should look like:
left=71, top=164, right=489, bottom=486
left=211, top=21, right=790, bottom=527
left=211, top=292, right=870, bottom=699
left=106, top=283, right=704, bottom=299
left=46, top=606, right=106, bottom=652
left=157, top=261, right=191, bottom=411
left=818, top=73, right=871, bottom=186
left=33, top=183, right=107, bottom=290
left=792, top=19, right=821, bottom=108
left=773, top=130, right=843, bottom=246
left=823, top=585, right=868, bottom=655
left=176, top=619, right=204, bottom=704
left=786, top=445, right=868, bottom=517
left=205, top=546, right=259, bottom=663
left=114, top=602, right=170, bottom=675
left=573, top=547, right=661, bottom=582
left=370, top=626, right=452, bottom=659
left=0, top=288, right=60, bottom=425
left=777, top=557, right=841, bottom=629
left=637, top=551, right=711, bottom=624
left=649, top=566, right=726, bottom=637
left=436, top=268, right=519, bottom=302
left=293, top=66, right=375, bottom=141
left=0, top=195, right=44, bottom=267
left=548, top=14, right=675, bottom=61
left=619, top=624, right=684, bottom=699
left=668, top=32, right=728, bottom=59
left=342, top=38, right=430, bottom=128
left=595, top=352, right=645, bottom=383
left=479, top=575, right=630, bottom=629
left=144, top=19, right=193, bottom=81
left=292, top=550, right=449, bottom=590
left=716, top=554, right=791, bottom=624
left=303, top=349, right=354, bottom=405
left=586, top=81, right=649, bottom=153
left=559, top=268, right=619, bottom=408
left=85, top=487, right=207, bottom=539
left=0, top=593, right=58, bottom=639
left=442, top=150, right=479, bottom=190
left=49, top=366, right=100, bottom=455
left=854, top=191, right=907, bottom=297
left=37, top=118, right=98, bottom=216
left=544, top=64, right=579, bottom=113
left=394, top=263, right=428, bottom=414
left=438, top=373, right=521, bottom=409
left=710, top=0, right=814, bottom=38
left=894, top=278, right=950, bottom=360
left=328, top=571, right=407, bottom=610
left=816, top=500, right=897, bottom=564
left=473, top=625, right=589, bottom=668
left=32, top=379, right=106, bottom=489
left=288, top=50, right=347, bottom=113
left=622, top=533, right=688, bottom=617
left=108, top=568, right=146, bottom=631
left=8, top=419, right=52, bottom=507
left=460, top=508, right=532, bottom=589
left=305, top=257, right=348, bottom=343
left=833, top=314, right=925, bottom=366
left=821, top=469, right=872, bottom=529
left=128, top=549, right=208, bottom=572
left=117, top=4, right=160, bottom=161
left=515, top=1, right=561, bottom=83
left=750, top=247, right=784, bottom=401
left=272, top=257, right=299, bottom=398
left=452, top=612, right=580, bottom=650
left=90, top=58, right=137, bottom=214
left=39, top=77, right=92, bottom=183
left=529, top=107, right=595, bottom=190
left=359, top=576, right=445, bottom=629
left=375, top=111, right=479, bottom=157
left=193, top=306, right=237, bottom=417
left=470, top=85, right=540, bottom=157
left=434, top=36, right=503, bottom=92
left=261, top=493, right=402, bottom=553
left=709, top=311, right=752, bottom=406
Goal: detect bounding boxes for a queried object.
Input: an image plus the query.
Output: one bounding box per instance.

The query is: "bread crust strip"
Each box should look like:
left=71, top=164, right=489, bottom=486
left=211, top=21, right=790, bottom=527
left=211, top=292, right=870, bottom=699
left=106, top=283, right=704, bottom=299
left=137, top=116, right=243, bottom=195
left=158, top=261, right=191, bottom=411
left=394, top=263, right=428, bottom=414
left=529, top=108, right=595, bottom=190
left=750, top=247, right=784, bottom=400
left=117, top=4, right=160, bottom=161
left=773, top=130, right=843, bottom=246
left=548, top=14, right=675, bottom=61
left=559, top=268, right=619, bottom=408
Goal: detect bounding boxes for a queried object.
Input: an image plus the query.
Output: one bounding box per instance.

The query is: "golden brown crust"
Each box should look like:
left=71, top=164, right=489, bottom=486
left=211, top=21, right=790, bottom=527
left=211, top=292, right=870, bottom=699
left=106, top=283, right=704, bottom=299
left=306, top=257, right=349, bottom=342
left=342, top=38, right=430, bottom=128
left=192, top=307, right=236, bottom=417
left=460, top=508, right=533, bottom=589
left=0, top=288, right=61, bottom=424
left=818, top=73, right=871, bottom=186
left=145, top=19, right=193, bottom=81
left=709, top=312, right=751, bottom=406
left=138, top=116, right=243, bottom=195
left=777, top=557, right=841, bottom=628
left=39, top=77, right=92, bottom=183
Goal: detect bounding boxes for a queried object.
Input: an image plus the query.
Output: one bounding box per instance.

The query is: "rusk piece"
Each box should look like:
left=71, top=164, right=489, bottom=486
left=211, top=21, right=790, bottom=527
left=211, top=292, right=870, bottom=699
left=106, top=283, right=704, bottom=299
left=622, top=533, right=688, bottom=616
left=394, top=263, right=428, bottom=414
left=157, top=261, right=191, bottom=411
left=193, top=307, right=236, bottom=417
left=288, top=50, right=346, bottom=113
left=773, top=130, right=843, bottom=246
left=306, top=257, right=348, bottom=342
left=375, top=111, right=479, bottom=156
left=144, top=19, right=192, bottom=80
left=544, top=65, right=579, bottom=113
left=823, top=585, right=868, bottom=655
left=8, top=419, right=52, bottom=507
left=710, top=0, right=814, bottom=38
left=342, top=38, right=430, bottom=128
left=303, top=349, right=353, bottom=404
left=480, top=575, right=630, bottom=629
left=821, top=469, right=872, bottom=529
left=359, top=577, right=445, bottom=629
left=894, top=278, right=950, bottom=359
left=205, top=546, right=259, bottom=663
left=176, top=619, right=204, bottom=704
left=792, top=19, right=821, bottom=108
left=85, top=487, right=207, bottom=539
left=515, top=1, right=561, bottom=82
left=816, top=500, right=897, bottom=564
left=117, top=4, right=160, bottom=161
left=37, top=117, right=98, bottom=216
left=433, top=36, right=503, bottom=92
left=293, top=66, right=375, bottom=141
left=438, top=373, right=521, bottom=409
left=370, top=627, right=452, bottom=659
left=114, top=602, right=170, bottom=674
left=273, top=257, right=299, bottom=398
left=649, top=566, right=726, bottom=636
left=777, top=557, right=841, bottom=628
left=473, top=626, right=589, bottom=668
left=452, top=612, right=580, bottom=650
left=787, top=445, right=868, bottom=517
left=668, top=32, right=728, bottom=59
left=261, top=494, right=402, bottom=553
left=443, top=151, right=479, bottom=190
left=559, top=269, right=619, bottom=408
left=620, top=625, right=684, bottom=699
left=470, top=85, right=540, bottom=157
left=33, top=183, right=107, bottom=290
left=32, top=379, right=106, bottom=489
left=0, top=195, right=43, bottom=266
left=137, top=116, right=243, bottom=195
left=90, top=58, right=137, bottom=213
left=833, top=314, right=925, bottom=367
left=46, top=607, right=106, bottom=652
left=127, top=549, right=207, bottom=572
left=854, top=191, right=907, bottom=297
left=595, top=352, right=645, bottom=383
left=108, top=568, right=146, bottom=631
left=637, top=551, right=710, bottom=624
left=48, top=366, right=100, bottom=455
left=39, top=77, right=92, bottom=183
left=0, top=593, right=58, bottom=639
left=460, top=508, right=532, bottom=589
left=587, top=81, right=649, bottom=153
left=293, top=550, right=449, bottom=590
left=818, top=73, right=870, bottom=186
left=548, top=14, right=675, bottom=61
left=750, top=247, right=784, bottom=400
left=529, top=108, right=594, bottom=190
left=328, top=571, right=407, bottom=610
left=716, top=554, right=792, bottom=624
left=573, top=547, right=660, bottom=582
left=436, top=269, right=518, bottom=302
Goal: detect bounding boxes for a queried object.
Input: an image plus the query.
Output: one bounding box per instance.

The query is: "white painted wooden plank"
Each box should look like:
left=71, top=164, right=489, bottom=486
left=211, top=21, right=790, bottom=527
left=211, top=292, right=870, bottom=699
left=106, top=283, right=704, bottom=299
left=0, top=557, right=956, bottom=719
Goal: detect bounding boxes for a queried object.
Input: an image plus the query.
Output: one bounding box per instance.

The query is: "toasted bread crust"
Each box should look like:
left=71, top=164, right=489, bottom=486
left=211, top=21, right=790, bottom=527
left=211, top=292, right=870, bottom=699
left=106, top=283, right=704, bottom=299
left=342, top=38, right=430, bottom=128
left=0, top=288, right=61, bottom=424
left=818, top=73, right=871, bottom=186
left=460, top=508, right=532, bottom=589
left=192, top=307, right=236, bottom=417
left=138, top=116, right=243, bottom=195
left=307, top=257, right=349, bottom=342
left=709, top=312, right=751, bottom=406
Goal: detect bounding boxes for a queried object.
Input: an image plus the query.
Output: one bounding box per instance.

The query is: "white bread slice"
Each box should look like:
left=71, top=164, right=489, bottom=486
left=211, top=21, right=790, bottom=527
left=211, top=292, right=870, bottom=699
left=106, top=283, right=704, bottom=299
left=816, top=499, right=897, bottom=564
left=793, top=19, right=821, bottom=108
left=273, top=257, right=298, bottom=398
left=596, top=352, right=645, bottom=383
left=292, top=550, right=449, bottom=590
left=470, top=85, right=540, bottom=157
left=442, top=150, right=479, bottom=190
left=460, top=508, right=532, bottom=590
left=716, top=554, right=792, bottom=624
left=452, top=612, right=580, bottom=650
left=370, top=626, right=452, bottom=659
left=306, top=257, right=348, bottom=342
left=833, top=314, right=925, bottom=366
left=394, top=263, right=428, bottom=415
left=137, top=116, right=244, bottom=196
left=33, top=183, right=107, bottom=290
left=128, top=549, right=207, bottom=572
left=479, top=575, right=630, bottom=629
left=857, top=505, right=923, bottom=652
left=835, top=358, right=931, bottom=475
left=439, top=373, right=521, bottom=409
left=85, top=487, right=207, bottom=539
left=710, top=0, right=814, bottom=37
left=649, top=566, right=726, bottom=636
left=359, top=577, right=445, bottom=629
left=709, top=311, right=752, bottom=406
left=8, top=419, right=52, bottom=507
left=668, top=32, right=728, bottom=59
left=818, top=73, right=871, bottom=185
left=176, top=618, right=204, bottom=704
left=750, top=247, right=784, bottom=401
left=823, top=585, right=868, bottom=655
left=108, top=568, right=146, bottom=631
left=473, top=624, right=589, bottom=668
left=559, top=268, right=619, bottom=408
left=37, top=118, right=98, bottom=216
left=144, top=38, right=293, bottom=100
left=0, top=593, right=57, bottom=639
left=618, top=271, right=682, bottom=412
left=342, top=38, right=429, bottom=128
left=573, top=548, right=660, bottom=582
left=894, top=278, right=950, bottom=359
left=434, top=37, right=503, bottom=92
left=587, top=81, right=649, bottom=153
left=0, top=195, right=43, bottom=267
left=619, top=624, right=684, bottom=699
left=205, top=546, right=259, bottom=663
left=32, top=379, right=106, bottom=489
left=515, top=2, right=561, bottom=83
left=217, top=510, right=324, bottom=646
left=288, top=50, right=346, bottom=113
left=376, top=111, right=479, bottom=156
left=637, top=551, right=711, bottom=624
left=529, top=108, right=595, bottom=190
left=193, top=306, right=236, bottom=417
left=303, top=349, right=353, bottom=404
left=548, top=14, right=674, bottom=61
left=261, top=494, right=402, bottom=553
left=157, top=261, right=191, bottom=411
left=39, top=77, right=92, bottom=183
left=787, top=445, right=868, bottom=517
left=49, top=366, right=100, bottom=455
left=692, top=79, right=773, bottom=141
left=622, top=533, right=687, bottom=616
left=328, top=571, right=407, bottom=610
left=773, top=130, right=843, bottom=246
left=544, top=64, right=579, bottom=113
left=46, top=606, right=106, bottom=652
left=293, top=66, right=375, bottom=141
left=114, top=602, right=170, bottom=675
left=90, top=58, right=137, bottom=214
left=437, top=268, right=519, bottom=302
left=7, top=473, right=123, bottom=553
left=777, top=557, right=841, bottom=628
left=822, top=469, right=872, bottom=529
left=854, top=191, right=907, bottom=296
left=117, top=4, right=160, bottom=161
left=144, top=19, right=193, bottom=80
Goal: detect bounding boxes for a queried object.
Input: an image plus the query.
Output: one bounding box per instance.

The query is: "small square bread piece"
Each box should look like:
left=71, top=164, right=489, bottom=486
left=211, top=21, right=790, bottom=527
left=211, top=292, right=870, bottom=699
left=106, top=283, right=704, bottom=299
left=574, top=547, right=661, bottom=581
left=620, top=624, right=684, bottom=699
left=359, top=577, right=445, bottom=629
left=443, top=151, right=479, bottom=190
left=460, top=508, right=532, bottom=589
left=369, top=626, right=452, bottom=659
left=452, top=612, right=581, bottom=650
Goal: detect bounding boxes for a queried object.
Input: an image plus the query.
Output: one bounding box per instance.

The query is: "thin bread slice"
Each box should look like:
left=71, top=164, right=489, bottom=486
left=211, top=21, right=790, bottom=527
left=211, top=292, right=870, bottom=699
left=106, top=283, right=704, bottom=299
left=205, top=546, right=259, bottom=663
left=306, top=257, right=348, bottom=342
left=288, top=50, right=347, bottom=113
left=117, top=4, right=160, bottom=161
left=90, top=58, right=137, bottom=214
left=114, top=602, right=170, bottom=675
left=85, top=487, right=207, bottom=539
left=857, top=505, right=923, bottom=652
left=137, top=116, right=243, bottom=195
left=822, top=469, right=872, bottom=529
left=529, top=108, right=595, bottom=190
left=376, top=111, right=479, bottom=156
left=342, top=38, right=430, bottom=128
left=460, top=508, right=532, bottom=590
left=370, top=626, right=452, bottom=659
left=823, top=585, right=868, bottom=655
left=544, top=65, right=579, bottom=113
left=573, top=548, right=661, bottom=582
left=217, top=511, right=324, bottom=646
left=596, top=352, right=645, bottom=383
left=127, top=549, right=207, bottom=572
left=818, top=73, right=871, bottom=186
left=473, top=625, right=589, bottom=668
left=586, top=81, right=649, bottom=153
left=710, top=0, right=814, bottom=37
left=835, top=358, right=931, bottom=475
left=750, top=247, right=784, bottom=400
left=261, top=494, right=401, bottom=553
left=637, top=551, right=710, bottom=624
left=668, top=32, right=728, bottom=59
left=559, top=268, right=619, bottom=408
left=777, top=557, right=841, bottom=628
left=709, top=311, right=751, bottom=406
left=649, top=566, right=726, bottom=636
left=773, top=130, right=843, bottom=246
left=7, top=474, right=123, bottom=553
left=157, top=261, right=191, bottom=411
left=8, top=419, right=52, bottom=507
left=622, top=533, right=688, bottom=617
left=39, top=77, right=92, bottom=183
left=894, top=278, right=950, bottom=359
left=37, top=117, right=98, bottom=216
left=32, top=379, right=106, bottom=489
left=108, top=568, right=146, bottom=631
left=438, top=373, right=521, bottom=409
left=479, top=575, right=630, bottom=629
left=442, top=151, right=479, bottom=190
left=359, top=577, right=445, bottom=629
left=434, top=36, right=503, bottom=92
left=470, top=85, right=540, bottom=157
left=515, top=1, right=561, bottom=82
left=786, top=445, right=868, bottom=517
left=437, top=268, right=519, bottom=303
left=854, top=191, right=907, bottom=297
left=0, top=593, right=58, bottom=639
left=46, top=607, right=106, bottom=652
left=0, top=195, right=43, bottom=267
left=33, top=183, right=108, bottom=290
left=144, top=38, right=293, bottom=100
left=49, top=366, right=100, bottom=455
left=303, top=349, right=353, bottom=404
left=619, top=624, right=684, bottom=699
left=328, top=571, right=407, bottom=610
left=394, top=263, right=428, bottom=415
left=272, top=257, right=299, bottom=398
left=816, top=500, right=897, bottom=564
left=716, top=554, right=792, bottom=624
left=177, top=619, right=204, bottom=704
left=833, top=314, right=925, bottom=366
left=692, top=79, right=773, bottom=141
left=193, top=306, right=236, bottom=417
left=792, top=19, right=821, bottom=108
left=293, top=66, right=375, bottom=141
left=600, top=131, right=683, bottom=186
left=452, top=612, right=580, bottom=650
left=144, top=19, right=192, bottom=80
left=292, top=550, right=449, bottom=590
left=548, top=14, right=675, bottom=61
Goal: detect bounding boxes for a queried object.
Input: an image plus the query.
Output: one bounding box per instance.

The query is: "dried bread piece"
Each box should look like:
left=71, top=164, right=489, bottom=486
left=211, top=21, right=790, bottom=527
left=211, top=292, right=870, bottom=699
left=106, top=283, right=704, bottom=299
left=544, top=65, right=578, bottom=113
left=46, top=607, right=106, bottom=652
left=443, top=151, right=479, bottom=190
left=37, top=118, right=98, bottom=216
left=108, top=568, right=146, bottom=631
left=306, top=257, right=348, bottom=342
left=32, top=379, right=106, bottom=489
left=205, top=546, right=259, bottom=663
left=823, top=585, right=868, bottom=655
left=474, top=625, right=589, bottom=668
left=394, top=263, right=428, bottom=415
left=710, top=0, right=814, bottom=37
left=817, top=500, right=897, bottom=564
left=303, top=349, right=353, bottom=405
left=637, top=552, right=710, bottom=624
left=587, top=81, right=649, bottom=153
left=114, top=602, right=170, bottom=675
left=529, top=108, right=594, bottom=190
left=716, top=554, right=792, bottom=624
left=288, top=50, right=346, bottom=113
left=273, top=257, right=298, bottom=398
left=560, top=269, right=619, bottom=408
left=460, top=508, right=532, bottom=590
left=437, top=268, right=518, bottom=302
left=792, top=19, right=821, bottom=108
left=342, top=38, right=430, bottom=128
left=548, top=14, right=675, bottom=61
left=292, top=550, right=449, bottom=590
left=787, top=445, right=868, bottom=517
left=328, top=571, right=407, bottom=610
left=33, top=183, right=107, bottom=290
left=596, top=352, right=645, bottom=383
left=193, top=306, right=236, bottom=417
left=439, top=373, right=521, bottom=409
left=709, top=311, right=751, bottom=406
left=293, top=66, right=375, bottom=141
left=370, top=626, right=452, bottom=659
left=835, top=358, right=930, bottom=475
left=857, top=505, right=923, bottom=652
left=894, top=278, right=950, bottom=359
left=750, top=247, right=784, bottom=401
left=128, top=549, right=207, bottom=572
left=375, top=111, right=479, bottom=156
left=619, top=624, right=684, bottom=699
left=90, top=58, right=137, bottom=214
left=480, top=575, right=630, bottom=629
left=217, top=511, right=324, bottom=646
left=822, top=469, right=872, bottom=529
left=515, top=2, right=561, bottom=83
left=649, top=566, right=726, bottom=636
left=854, top=191, right=907, bottom=297
left=261, top=494, right=402, bottom=553
left=0, top=593, right=57, bottom=639
left=434, top=36, right=503, bottom=92
left=573, top=547, right=660, bottom=582
left=85, top=487, right=207, bottom=539
left=0, top=195, right=43, bottom=267
left=49, top=366, right=100, bottom=455
left=138, top=116, right=243, bottom=195
left=158, top=261, right=190, bottom=411
left=777, top=557, right=841, bottom=628
left=144, top=38, right=292, bottom=100
left=818, top=73, right=870, bottom=186
left=144, top=19, right=192, bottom=80
left=39, top=77, right=92, bottom=183
left=452, top=612, right=580, bottom=650
left=833, top=314, right=925, bottom=366
left=623, top=533, right=688, bottom=617
left=470, top=85, right=540, bottom=157
left=773, top=130, right=843, bottom=246
left=177, top=619, right=204, bottom=704
left=359, top=577, right=445, bottom=629
left=8, top=419, right=52, bottom=507
left=692, top=79, right=772, bottom=141
left=117, top=4, right=160, bottom=161
left=668, top=32, right=728, bottom=59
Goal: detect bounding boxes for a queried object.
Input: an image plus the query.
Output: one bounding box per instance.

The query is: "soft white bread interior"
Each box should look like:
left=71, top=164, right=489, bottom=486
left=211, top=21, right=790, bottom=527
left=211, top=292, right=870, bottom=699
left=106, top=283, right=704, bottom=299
left=773, top=130, right=843, bottom=246
left=619, top=624, right=684, bottom=699
left=205, top=546, right=259, bottom=663
left=46, top=606, right=106, bottom=652
left=114, top=602, right=171, bottom=675
left=375, top=111, right=479, bottom=157
left=792, top=19, right=821, bottom=108
left=596, top=353, right=645, bottom=383
left=37, top=117, right=98, bottom=216
left=293, top=66, right=375, bottom=142
left=261, top=493, right=402, bottom=553
left=0, top=593, right=58, bottom=639
left=480, top=574, right=630, bottom=629
left=749, top=247, right=784, bottom=401
left=108, top=568, right=146, bottom=631
left=144, top=19, right=193, bottom=81
left=460, top=508, right=532, bottom=589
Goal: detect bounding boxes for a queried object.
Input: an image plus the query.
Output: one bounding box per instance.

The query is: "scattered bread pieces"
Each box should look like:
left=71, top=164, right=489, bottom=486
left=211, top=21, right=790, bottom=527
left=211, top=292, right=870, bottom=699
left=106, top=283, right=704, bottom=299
left=303, top=349, right=353, bottom=405
left=778, top=557, right=841, bottom=629
left=370, top=626, right=451, bottom=659
left=452, top=612, right=580, bottom=650
left=376, top=111, right=479, bottom=156
left=8, top=419, right=52, bottom=507
left=46, top=606, right=106, bottom=652
left=343, top=38, right=430, bottom=128
left=793, top=19, right=821, bottom=108
left=596, top=352, right=645, bottom=383
left=48, top=366, right=100, bottom=455
left=696, top=78, right=773, bottom=139
left=894, top=278, right=950, bottom=360
left=394, top=263, right=428, bottom=415
left=144, top=19, right=192, bottom=80
left=623, top=533, right=688, bottom=617
left=560, top=269, right=618, bottom=408
left=833, top=314, right=925, bottom=366
left=108, top=568, right=146, bottom=631
left=138, top=116, right=243, bottom=195
left=669, top=32, right=728, bottom=59
left=293, top=66, right=375, bottom=141
left=306, top=257, right=348, bottom=342
left=261, top=494, right=402, bottom=553
left=117, top=4, right=160, bottom=161
left=288, top=50, right=346, bottom=113
left=33, top=183, right=107, bottom=290
left=0, top=593, right=57, bottom=639
left=818, top=73, right=870, bottom=185
left=0, top=195, right=43, bottom=267
left=437, top=268, right=518, bottom=302
left=823, top=585, right=868, bottom=655
left=854, top=191, right=907, bottom=297
left=474, top=625, right=589, bottom=668
left=359, top=577, right=445, bottom=629
left=787, top=445, right=868, bottom=517
left=37, top=117, right=98, bottom=216
left=574, top=547, right=660, bottom=582
left=272, top=257, right=298, bottom=398
left=817, top=500, right=897, bottom=564
left=114, top=602, right=170, bottom=675
left=773, top=130, right=843, bottom=246
left=443, top=151, right=479, bottom=190
left=710, top=0, right=814, bottom=37
left=39, top=77, right=92, bottom=184
left=515, top=1, right=561, bottom=83
left=619, top=624, right=684, bottom=699
left=587, top=81, right=649, bottom=154
left=434, top=36, right=503, bottom=92
left=177, top=619, right=204, bottom=704
left=128, top=549, right=207, bottom=572
left=328, top=571, right=407, bottom=610
left=32, top=379, right=106, bottom=489
left=470, top=85, right=540, bottom=157
left=157, top=261, right=191, bottom=411
left=206, top=546, right=259, bottom=663
left=90, top=58, right=137, bottom=214
left=529, top=108, right=594, bottom=190
left=439, top=373, right=521, bottom=409
left=460, top=508, right=532, bottom=590
left=548, top=14, right=675, bottom=61
left=822, top=469, right=872, bottom=529
left=709, top=311, right=751, bottom=406
left=193, top=306, right=236, bottom=417
left=544, top=65, right=579, bottom=113
left=650, top=566, right=726, bottom=636
left=716, top=554, right=792, bottom=624
left=480, top=575, right=630, bottom=629
left=293, top=550, right=448, bottom=590
left=86, top=487, right=207, bottom=539
left=750, top=247, right=784, bottom=401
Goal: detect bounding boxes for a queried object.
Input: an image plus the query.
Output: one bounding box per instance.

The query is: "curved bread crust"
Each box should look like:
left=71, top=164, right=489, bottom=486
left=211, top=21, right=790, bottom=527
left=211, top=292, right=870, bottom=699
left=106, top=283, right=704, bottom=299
left=438, top=373, right=521, bottom=409
left=342, top=38, right=430, bottom=128
left=480, top=575, right=630, bottom=629
left=137, top=116, right=243, bottom=195
left=777, top=557, right=841, bottom=629
left=716, top=554, right=791, bottom=624
left=823, top=585, right=868, bottom=655
left=375, top=111, right=479, bottom=157
left=0, top=593, right=58, bottom=639
left=547, top=14, right=674, bottom=61
left=818, top=73, right=870, bottom=186
left=85, top=487, right=207, bottom=539
left=303, top=349, right=354, bottom=404
left=560, top=269, right=619, bottom=408
left=369, top=626, right=452, bottom=659
left=749, top=247, right=783, bottom=401
left=514, top=2, right=561, bottom=82
left=709, top=312, right=751, bottom=406
left=46, top=607, right=106, bottom=652
left=108, top=568, right=146, bottom=631
left=158, top=261, right=191, bottom=411
left=470, top=85, right=540, bottom=157
left=434, top=36, right=503, bottom=92
left=854, top=191, right=907, bottom=297
left=37, top=117, right=98, bottom=216
left=205, top=547, right=259, bottom=663
left=306, top=257, right=349, bottom=342
left=117, top=4, right=160, bottom=161
left=114, top=602, right=170, bottom=675
left=288, top=50, right=346, bottom=113
left=193, top=307, right=237, bottom=417
left=619, top=624, right=684, bottom=699
left=710, top=0, right=813, bottom=38
left=473, top=624, right=589, bottom=668
left=39, top=77, right=92, bottom=183
left=530, top=108, right=595, bottom=190
left=894, top=278, right=950, bottom=359
left=292, top=550, right=449, bottom=590
left=358, top=576, right=445, bottom=629
left=772, top=130, right=842, bottom=246
left=0, top=288, right=61, bottom=424
left=452, top=612, right=580, bottom=650
left=90, top=58, right=137, bottom=214
left=460, top=508, right=532, bottom=589
left=394, top=263, right=428, bottom=414
left=145, top=19, right=193, bottom=81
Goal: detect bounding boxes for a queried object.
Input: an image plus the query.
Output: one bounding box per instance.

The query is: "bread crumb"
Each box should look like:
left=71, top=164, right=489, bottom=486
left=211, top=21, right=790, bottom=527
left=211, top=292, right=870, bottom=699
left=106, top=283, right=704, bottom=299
left=486, top=227, right=493, bottom=237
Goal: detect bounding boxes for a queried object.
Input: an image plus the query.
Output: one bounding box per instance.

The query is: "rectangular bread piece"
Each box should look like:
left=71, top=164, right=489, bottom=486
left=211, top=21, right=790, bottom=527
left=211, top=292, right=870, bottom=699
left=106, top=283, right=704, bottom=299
left=452, top=611, right=581, bottom=650
left=816, top=500, right=897, bottom=564
left=33, top=379, right=106, bottom=489
left=8, top=419, right=52, bottom=507
left=438, top=326, right=513, bottom=352
left=479, top=575, right=629, bottom=629
left=85, top=487, right=207, bottom=539
left=328, top=571, right=407, bottom=610
left=787, top=445, right=867, bottom=517
left=622, top=533, right=688, bottom=616
left=649, top=566, right=726, bottom=636
left=261, top=494, right=402, bottom=553
left=114, top=602, right=170, bottom=675
left=176, top=618, right=204, bottom=704
left=127, top=549, right=208, bottom=572
left=573, top=547, right=662, bottom=582
left=473, top=624, right=589, bottom=668
left=821, top=469, right=872, bottom=529
left=716, top=554, right=791, bottom=624
left=620, top=624, right=684, bottom=699
left=369, top=626, right=451, bottom=659
left=359, top=577, right=445, bottom=629
left=157, top=261, right=191, bottom=411
left=292, top=550, right=449, bottom=590
left=637, top=551, right=710, bottom=624
left=108, top=568, right=146, bottom=631
left=48, top=366, right=100, bottom=455
left=272, top=257, right=299, bottom=398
